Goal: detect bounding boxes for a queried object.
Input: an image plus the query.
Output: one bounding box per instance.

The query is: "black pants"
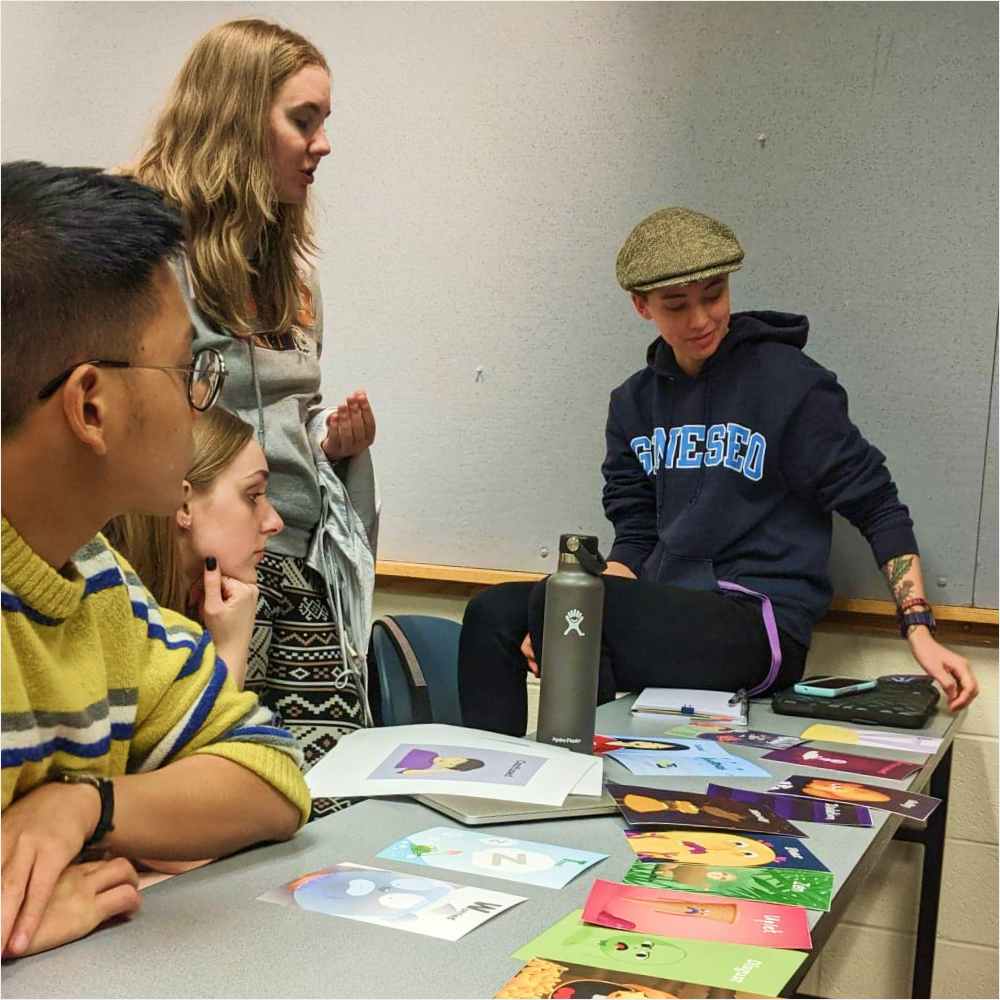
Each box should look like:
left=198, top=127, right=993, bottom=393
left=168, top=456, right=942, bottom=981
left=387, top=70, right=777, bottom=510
left=458, top=577, right=808, bottom=736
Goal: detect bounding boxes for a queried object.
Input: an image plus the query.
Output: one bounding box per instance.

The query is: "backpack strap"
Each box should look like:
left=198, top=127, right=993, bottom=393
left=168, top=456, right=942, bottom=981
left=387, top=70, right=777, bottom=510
left=374, top=616, right=433, bottom=724
left=717, top=580, right=783, bottom=697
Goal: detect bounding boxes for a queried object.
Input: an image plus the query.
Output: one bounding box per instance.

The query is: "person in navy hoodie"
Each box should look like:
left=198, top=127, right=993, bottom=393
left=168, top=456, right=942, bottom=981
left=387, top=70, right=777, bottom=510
left=458, top=207, right=978, bottom=737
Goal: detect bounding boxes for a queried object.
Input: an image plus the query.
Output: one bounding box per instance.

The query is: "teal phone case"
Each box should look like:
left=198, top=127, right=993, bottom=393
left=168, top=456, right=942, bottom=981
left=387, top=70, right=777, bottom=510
left=792, top=679, right=877, bottom=698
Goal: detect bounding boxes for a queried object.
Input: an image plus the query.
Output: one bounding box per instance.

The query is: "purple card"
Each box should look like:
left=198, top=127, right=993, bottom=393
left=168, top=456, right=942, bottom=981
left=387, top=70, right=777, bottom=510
left=607, top=783, right=806, bottom=837
left=762, top=746, right=922, bottom=780
left=367, top=744, right=546, bottom=785
left=698, top=730, right=804, bottom=750
left=767, top=774, right=940, bottom=821
left=706, top=784, right=873, bottom=827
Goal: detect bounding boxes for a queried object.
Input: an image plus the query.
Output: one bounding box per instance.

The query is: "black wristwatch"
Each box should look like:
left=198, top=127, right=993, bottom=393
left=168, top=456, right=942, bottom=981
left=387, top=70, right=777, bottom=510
left=899, top=609, right=937, bottom=640
left=57, top=772, right=115, bottom=846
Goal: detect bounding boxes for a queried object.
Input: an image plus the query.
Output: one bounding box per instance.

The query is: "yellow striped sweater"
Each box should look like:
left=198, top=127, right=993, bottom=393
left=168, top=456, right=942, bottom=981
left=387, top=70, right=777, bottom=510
left=1, top=517, right=312, bottom=823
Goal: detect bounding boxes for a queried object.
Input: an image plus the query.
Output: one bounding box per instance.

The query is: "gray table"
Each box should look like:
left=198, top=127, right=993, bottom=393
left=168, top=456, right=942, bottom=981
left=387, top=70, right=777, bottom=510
left=3, top=696, right=959, bottom=999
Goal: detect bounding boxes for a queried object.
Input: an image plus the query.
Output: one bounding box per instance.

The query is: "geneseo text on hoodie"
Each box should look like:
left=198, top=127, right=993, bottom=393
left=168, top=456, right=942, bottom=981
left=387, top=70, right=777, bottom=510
left=601, top=311, right=917, bottom=648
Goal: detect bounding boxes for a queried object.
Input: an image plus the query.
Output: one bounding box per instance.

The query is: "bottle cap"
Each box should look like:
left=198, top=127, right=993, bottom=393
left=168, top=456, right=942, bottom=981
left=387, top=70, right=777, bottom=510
left=558, top=534, right=607, bottom=575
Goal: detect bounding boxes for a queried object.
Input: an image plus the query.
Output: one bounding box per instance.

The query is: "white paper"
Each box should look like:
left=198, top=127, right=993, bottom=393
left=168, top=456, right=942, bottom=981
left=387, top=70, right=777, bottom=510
left=305, top=724, right=603, bottom=805
left=630, top=687, right=746, bottom=722
left=570, top=758, right=604, bottom=795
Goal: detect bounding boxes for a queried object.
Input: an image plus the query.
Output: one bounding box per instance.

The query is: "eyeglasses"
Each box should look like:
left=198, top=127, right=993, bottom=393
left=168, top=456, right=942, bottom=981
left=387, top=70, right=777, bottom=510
left=37, top=348, right=227, bottom=412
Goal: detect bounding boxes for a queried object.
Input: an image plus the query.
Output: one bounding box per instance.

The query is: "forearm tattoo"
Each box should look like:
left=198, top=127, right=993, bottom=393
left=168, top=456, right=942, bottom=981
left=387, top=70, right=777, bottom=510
left=884, top=555, right=915, bottom=607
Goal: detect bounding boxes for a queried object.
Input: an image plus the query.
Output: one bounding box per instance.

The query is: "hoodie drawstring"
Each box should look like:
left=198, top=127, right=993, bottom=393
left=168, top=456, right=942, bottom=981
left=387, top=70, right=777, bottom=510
left=247, top=337, right=266, bottom=449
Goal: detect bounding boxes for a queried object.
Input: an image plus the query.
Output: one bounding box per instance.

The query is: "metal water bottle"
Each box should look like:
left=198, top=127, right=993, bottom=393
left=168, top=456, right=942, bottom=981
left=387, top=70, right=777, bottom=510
left=535, top=533, right=605, bottom=754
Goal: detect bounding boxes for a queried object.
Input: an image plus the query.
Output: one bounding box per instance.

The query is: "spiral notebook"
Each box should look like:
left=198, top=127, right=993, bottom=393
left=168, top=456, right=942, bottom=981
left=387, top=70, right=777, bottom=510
left=630, top=688, right=748, bottom=724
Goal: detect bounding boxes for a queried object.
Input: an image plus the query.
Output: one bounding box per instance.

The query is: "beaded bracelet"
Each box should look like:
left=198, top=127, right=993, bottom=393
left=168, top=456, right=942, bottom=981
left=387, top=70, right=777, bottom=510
left=898, top=596, right=932, bottom=613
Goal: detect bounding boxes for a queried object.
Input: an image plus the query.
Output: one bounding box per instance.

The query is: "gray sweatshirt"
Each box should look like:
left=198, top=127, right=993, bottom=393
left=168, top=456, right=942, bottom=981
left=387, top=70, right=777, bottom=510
left=176, top=261, right=326, bottom=559
left=174, top=261, right=379, bottom=725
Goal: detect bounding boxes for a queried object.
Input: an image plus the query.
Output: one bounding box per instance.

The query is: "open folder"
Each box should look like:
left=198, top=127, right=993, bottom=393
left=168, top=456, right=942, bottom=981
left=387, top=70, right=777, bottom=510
left=305, top=723, right=604, bottom=806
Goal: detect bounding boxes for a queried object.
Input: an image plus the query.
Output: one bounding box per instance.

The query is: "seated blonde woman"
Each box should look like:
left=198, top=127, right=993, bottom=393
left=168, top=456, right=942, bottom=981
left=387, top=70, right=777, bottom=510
left=108, top=406, right=283, bottom=688
left=107, top=407, right=284, bottom=875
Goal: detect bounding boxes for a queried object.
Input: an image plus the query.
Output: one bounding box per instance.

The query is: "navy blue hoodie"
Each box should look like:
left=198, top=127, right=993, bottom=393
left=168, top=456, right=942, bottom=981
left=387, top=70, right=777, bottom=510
left=602, top=311, right=917, bottom=648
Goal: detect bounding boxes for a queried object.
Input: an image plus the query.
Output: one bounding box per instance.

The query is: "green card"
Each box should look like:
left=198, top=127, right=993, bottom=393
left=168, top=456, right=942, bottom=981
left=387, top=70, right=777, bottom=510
left=513, top=910, right=806, bottom=996
left=623, top=860, right=834, bottom=911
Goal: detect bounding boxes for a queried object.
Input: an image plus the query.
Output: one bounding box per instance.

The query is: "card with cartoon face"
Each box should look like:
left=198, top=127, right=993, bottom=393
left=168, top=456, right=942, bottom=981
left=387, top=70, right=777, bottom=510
left=761, top=746, right=922, bottom=780
left=378, top=826, right=606, bottom=888
left=593, top=734, right=708, bottom=755
left=697, top=730, right=804, bottom=750
left=369, top=744, right=547, bottom=785
left=512, top=910, right=806, bottom=996
left=706, top=784, right=873, bottom=827
left=623, top=829, right=829, bottom=873
left=258, top=861, right=524, bottom=941
left=623, top=859, right=834, bottom=912
left=583, top=879, right=813, bottom=949
left=767, top=775, right=940, bottom=821
left=607, top=783, right=805, bottom=837
left=799, top=723, right=940, bottom=757
left=607, top=747, right=771, bottom=779
left=495, top=957, right=770, bottom=999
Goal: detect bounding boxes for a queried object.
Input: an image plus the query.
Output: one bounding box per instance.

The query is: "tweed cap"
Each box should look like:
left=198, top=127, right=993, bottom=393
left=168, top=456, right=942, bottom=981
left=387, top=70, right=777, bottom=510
left=616, top=207, right=744, bottom=292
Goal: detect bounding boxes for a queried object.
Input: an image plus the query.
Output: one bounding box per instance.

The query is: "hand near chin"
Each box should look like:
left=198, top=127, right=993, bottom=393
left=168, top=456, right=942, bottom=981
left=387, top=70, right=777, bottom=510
left=199, top=558, right=259, bottom=689
left=321, top=390, right=376, bottom=462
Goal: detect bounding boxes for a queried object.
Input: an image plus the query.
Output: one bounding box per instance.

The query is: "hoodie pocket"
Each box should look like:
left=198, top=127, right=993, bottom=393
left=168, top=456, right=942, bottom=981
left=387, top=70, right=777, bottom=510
left=654, top=550, right=719, bottom=591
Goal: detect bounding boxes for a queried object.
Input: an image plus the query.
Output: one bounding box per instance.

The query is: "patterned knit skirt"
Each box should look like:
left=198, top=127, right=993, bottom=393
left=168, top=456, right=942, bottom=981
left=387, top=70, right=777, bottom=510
left=247, top=551, right=366, bottom=820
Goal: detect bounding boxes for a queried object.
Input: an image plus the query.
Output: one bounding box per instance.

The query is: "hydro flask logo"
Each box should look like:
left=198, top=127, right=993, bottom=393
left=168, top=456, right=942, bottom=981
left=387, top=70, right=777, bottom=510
left=563, top=609, right=585, bottom=637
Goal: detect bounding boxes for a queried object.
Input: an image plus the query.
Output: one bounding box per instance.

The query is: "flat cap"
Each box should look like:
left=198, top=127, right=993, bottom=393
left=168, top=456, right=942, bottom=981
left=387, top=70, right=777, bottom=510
left=616, top=207, right=744, bottom=292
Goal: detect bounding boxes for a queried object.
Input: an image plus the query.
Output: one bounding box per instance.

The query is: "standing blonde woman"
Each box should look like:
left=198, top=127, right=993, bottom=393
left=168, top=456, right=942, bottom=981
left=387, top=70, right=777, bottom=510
left=133, top=19, right=378, bottom=818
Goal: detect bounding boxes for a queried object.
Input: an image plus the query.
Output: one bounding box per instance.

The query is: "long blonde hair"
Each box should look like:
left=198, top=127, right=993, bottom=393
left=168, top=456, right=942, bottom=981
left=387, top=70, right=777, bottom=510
left=134, top=19, right=327, bottom=336
left=107, top=408, right=256, bottom=614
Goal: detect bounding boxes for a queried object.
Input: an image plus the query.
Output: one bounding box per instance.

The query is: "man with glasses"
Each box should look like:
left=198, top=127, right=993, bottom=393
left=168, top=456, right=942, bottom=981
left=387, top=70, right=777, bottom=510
left=1, top=161, right=311, bottom=958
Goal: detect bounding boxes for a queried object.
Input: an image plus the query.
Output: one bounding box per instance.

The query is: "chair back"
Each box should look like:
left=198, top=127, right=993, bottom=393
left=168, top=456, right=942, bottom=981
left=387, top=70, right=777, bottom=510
left=370, top=614, right=463, bottom=726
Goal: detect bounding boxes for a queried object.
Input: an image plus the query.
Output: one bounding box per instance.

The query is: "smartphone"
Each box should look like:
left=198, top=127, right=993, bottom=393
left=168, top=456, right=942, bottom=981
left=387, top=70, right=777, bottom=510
left=792, top=675, right=878, bottom=699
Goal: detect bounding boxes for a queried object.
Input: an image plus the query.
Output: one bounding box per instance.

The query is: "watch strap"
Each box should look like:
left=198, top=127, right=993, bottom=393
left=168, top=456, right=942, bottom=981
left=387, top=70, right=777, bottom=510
left=899, top=609, right=936, bottom=639
left=59, top=773, right=115, bottom=846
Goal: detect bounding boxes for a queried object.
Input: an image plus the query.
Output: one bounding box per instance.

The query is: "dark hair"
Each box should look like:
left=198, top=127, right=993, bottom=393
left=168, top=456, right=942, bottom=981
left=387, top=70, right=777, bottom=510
left=450, top=759, right=484, bottom=771
left=1, top=160, right=185, bottom=434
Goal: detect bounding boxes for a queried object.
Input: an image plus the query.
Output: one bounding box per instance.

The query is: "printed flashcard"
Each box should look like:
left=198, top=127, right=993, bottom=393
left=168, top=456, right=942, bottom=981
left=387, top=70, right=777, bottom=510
left=799, top=723, right=941, bottom=757
left=377, top=827, right=607, bottom=889
left=369, top=743, right=547, bottom=784
left=512, top=910, right=806, bottom=997
left=767, top=775, right=940, bottom=821
left=258, top=861, right=524, bottom=941
left=593, top=733, right=708, bottom=755
left=602, top=737, right=751, bottom=759
left=583, top=879, right=813, bottom=949
left=664, top=721, right=747, bottom=738
left=607, top=747, right=771, bottom=778
left=698, top=730, right=805, bottom=751
left=623, top=829, right=830, bottom=873
left=761, top=746, right=922, bottom=780
left=706, top=784, right=873, bottom=828
left=495, top=957, right=771, bottom=999
left=608, top=783, right=805, bottom=837
left=305, top=724, right=602, bottom=804
left=623, top=859, right=834, bottom=912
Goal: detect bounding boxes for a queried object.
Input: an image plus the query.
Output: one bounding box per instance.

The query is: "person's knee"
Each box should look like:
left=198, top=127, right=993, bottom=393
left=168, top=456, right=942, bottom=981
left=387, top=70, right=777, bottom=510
left=462, top=583, right=530, bottom=634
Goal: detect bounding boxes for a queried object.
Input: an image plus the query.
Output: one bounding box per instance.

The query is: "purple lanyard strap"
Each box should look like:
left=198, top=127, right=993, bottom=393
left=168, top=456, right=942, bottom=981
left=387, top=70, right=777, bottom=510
left=716, top=580, right=783, bottom=697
